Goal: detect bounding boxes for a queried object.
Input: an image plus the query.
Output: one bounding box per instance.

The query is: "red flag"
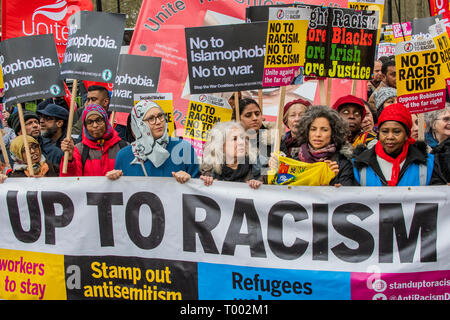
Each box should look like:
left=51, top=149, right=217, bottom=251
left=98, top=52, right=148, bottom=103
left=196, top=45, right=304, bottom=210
left=1, top=0, right=94, bottom=62
left=63, top=81, right=74, bottom=110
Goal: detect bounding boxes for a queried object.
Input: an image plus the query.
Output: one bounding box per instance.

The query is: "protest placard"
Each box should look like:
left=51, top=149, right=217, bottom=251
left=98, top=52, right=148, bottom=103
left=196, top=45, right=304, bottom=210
left=0, top=34, right=65, bottom=175
left=393, top=22, right=412, bottom=42
left=0, top=66, right=3, bottom=92
left=134, top=93, right=175, bottom=137
left=109, top=54, right=161, bottom=113
left=430, top=21, right=450, bottom=100
left=263, top=7, right=311, bottom=87
left=185, top=22, right=267, bottom=94
left=303, top=7, right=379, bottom=80
left=348, top=0, right=385, bottom=44
left=377, top=42, right=395, bottom=59
left=60, top=10, right=125, bottom=173
left=396, top=35, right=447, bottom=114
left=183, top=94, right=232, bottom=156
left=0, top=34, right=64, bottom=107
left=60, top=11, right=125, bottom=82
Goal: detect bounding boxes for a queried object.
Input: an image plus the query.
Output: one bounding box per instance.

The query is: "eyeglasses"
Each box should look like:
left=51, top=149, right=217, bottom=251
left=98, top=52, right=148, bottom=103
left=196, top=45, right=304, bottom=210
left=40, top=115, right=56, bottom=122
left=144, top=113, right=165, bottom=124
left=21, top=143, right=40, bottom=153
left=437, top=117, right=450, bottom=123
left=85, top=117, right=105, bottom=126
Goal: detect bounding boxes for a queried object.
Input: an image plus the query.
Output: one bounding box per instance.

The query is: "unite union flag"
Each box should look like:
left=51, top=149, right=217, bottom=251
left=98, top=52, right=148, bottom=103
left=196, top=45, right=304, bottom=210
left=1, top=0, right=94, bottom=63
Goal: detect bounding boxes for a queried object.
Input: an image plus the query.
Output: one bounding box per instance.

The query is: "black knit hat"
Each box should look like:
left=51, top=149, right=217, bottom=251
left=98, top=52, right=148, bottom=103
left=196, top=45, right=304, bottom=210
left=7, top=110, right=39, bottom=135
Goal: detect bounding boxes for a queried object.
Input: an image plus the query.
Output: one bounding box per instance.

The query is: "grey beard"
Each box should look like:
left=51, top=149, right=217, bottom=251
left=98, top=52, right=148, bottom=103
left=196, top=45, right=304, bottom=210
left=41, top=126, right=58, bottom=139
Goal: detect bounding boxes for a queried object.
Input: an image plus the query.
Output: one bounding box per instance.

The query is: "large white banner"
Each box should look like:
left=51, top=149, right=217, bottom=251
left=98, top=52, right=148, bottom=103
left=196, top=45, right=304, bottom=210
left=0, top=177, right=449, bottom=300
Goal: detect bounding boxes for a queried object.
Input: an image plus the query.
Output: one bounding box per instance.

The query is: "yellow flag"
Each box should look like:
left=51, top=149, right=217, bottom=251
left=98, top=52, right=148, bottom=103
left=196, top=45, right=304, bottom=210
left=268, top=155, right=336, bottom=186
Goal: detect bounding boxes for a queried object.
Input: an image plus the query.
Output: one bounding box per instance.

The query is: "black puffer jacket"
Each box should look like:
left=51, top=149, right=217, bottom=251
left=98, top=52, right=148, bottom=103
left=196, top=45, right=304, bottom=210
left=432, top=137, right=450, bottom=183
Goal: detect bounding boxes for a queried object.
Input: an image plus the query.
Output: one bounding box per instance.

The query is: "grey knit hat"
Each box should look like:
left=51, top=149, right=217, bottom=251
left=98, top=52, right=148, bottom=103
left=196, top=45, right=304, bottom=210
left=374, top=87, right=397, bottom=111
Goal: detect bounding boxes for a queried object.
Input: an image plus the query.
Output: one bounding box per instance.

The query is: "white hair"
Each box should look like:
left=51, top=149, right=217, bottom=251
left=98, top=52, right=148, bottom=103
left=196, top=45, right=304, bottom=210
left=201, top=121, right=258, bottom=175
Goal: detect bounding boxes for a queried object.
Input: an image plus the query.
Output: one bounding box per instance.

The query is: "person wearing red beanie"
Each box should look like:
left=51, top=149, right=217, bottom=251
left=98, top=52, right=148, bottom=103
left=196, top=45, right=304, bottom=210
left=352, top=103, right=446, bottom=186
left=332, top=95, right=377, bottom=149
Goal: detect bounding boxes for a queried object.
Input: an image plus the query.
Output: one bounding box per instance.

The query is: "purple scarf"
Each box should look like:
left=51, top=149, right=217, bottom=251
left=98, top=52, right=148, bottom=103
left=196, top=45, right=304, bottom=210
left=298, top=143, right=336, bottom=163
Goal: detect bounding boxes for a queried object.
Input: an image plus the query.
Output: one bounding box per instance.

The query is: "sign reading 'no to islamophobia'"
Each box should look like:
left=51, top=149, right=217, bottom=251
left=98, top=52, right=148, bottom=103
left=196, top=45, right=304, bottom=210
left=0, top=34, right=64, bottom=107
left=60, top=11, right=125, bottom=82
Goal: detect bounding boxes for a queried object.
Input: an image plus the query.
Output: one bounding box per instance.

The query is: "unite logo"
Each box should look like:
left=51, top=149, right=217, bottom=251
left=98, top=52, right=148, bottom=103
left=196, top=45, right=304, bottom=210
left=21, top=0, right=77, bottom=43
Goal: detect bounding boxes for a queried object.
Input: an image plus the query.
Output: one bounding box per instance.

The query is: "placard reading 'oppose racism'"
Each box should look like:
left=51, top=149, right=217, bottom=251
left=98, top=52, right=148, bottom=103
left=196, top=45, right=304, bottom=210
left=0, top=34, right=64, bottom=107
left=396, top=23, right=449, bottom=114
left=60, top=11, right=125, bottom=82
left=185, top=22, right=268, bottom=94
left=303, top=7, right=379, bottom=80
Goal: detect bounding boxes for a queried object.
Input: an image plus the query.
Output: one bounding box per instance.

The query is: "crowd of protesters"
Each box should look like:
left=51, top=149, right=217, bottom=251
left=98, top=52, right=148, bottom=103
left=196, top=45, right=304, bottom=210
left=0, top=56, right=449, bottom=187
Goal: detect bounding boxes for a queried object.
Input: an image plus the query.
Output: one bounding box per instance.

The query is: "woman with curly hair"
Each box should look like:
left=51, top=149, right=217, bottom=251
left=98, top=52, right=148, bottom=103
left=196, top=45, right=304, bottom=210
left=276, top=105, right=355, bottom=186
left=200, top=121, right=262, bottom=189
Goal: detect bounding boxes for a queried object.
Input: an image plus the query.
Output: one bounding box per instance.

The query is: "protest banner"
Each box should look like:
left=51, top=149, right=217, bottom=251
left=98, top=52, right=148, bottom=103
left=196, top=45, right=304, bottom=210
left=109, top=54, right=161, bottom=125
left=0, top=177, right=449, bottom=300
left=129, top=1, right=347, bottom=130
left=134, top=93, right=175, bottom=137
left=0, top=34, right=65, bottom=175
left=60, top=10, right=126, bottom=174
left=395, top=37, right=447, bottom=114
left=304, top=7, right=379, bottom=81
left=263, top=7, right=311, bottom=87
left=1, top=0, right=94, bottom=62
left=185, top=22, right=267, bottom=95
left=183, top=94, right=232, bottom=157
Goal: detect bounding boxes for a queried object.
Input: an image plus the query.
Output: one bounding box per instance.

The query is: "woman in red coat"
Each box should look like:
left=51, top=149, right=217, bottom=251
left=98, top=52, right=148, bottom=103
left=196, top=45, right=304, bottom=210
left=60, top=104, right=127, bottom=176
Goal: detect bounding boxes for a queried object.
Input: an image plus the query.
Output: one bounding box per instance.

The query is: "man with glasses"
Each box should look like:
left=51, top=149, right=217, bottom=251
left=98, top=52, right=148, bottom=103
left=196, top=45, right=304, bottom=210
left=38, top=103, right=69, bottom=148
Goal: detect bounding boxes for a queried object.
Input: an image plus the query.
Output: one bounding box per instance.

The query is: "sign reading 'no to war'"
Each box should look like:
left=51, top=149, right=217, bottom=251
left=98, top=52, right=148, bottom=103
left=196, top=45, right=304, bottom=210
left=0, top=34, right=64, bottom=107
left=60, top=11, right=125, bottom=82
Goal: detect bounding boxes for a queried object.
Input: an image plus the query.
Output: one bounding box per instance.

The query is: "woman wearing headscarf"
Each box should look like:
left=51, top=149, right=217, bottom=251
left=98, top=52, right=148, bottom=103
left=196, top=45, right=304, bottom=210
left=280, top=98, right=311, bottom=159
left=200, top=121, right=262, bottom=189
left=60, top=104, right=128, bottom=176
left=106, top=100, right=199, bottom=183
left=8, top=135, right=59, bottom=177
left=353, top=103, right=446, bottom=186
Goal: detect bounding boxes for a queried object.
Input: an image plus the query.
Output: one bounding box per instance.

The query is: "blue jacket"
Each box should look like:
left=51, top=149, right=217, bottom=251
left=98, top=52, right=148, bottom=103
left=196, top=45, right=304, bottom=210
left=352, top=142, right=446, bottom=186
left=114, top=137, right=200, bottom=178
